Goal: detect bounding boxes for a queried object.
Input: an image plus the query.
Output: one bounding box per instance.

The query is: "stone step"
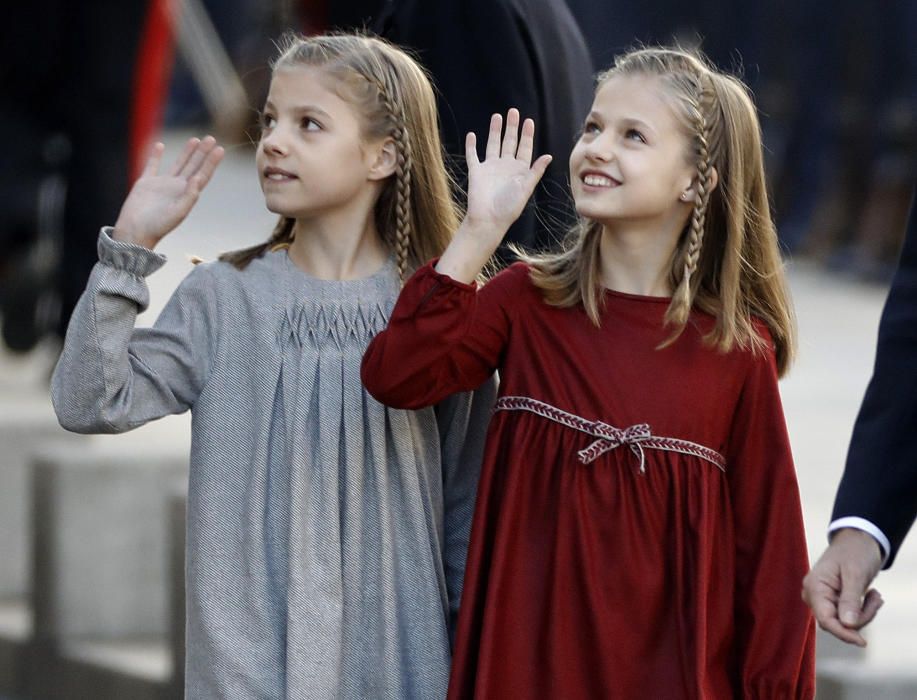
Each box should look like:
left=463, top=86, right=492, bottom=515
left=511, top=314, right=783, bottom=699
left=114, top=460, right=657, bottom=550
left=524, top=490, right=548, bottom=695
left=0, top=395, right=84, bottom=599
left=30, top=446, right=188, bottom=643
left=60, top=639, right=172, bottom=683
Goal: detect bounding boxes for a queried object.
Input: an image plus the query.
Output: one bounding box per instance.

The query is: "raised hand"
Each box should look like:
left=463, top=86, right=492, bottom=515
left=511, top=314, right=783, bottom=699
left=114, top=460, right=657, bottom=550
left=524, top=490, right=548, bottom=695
left=464, top=109, right=552, bottom=233
left=113, top=136, right=225, bottom=250
left=436, top=109, right=552, bottom=283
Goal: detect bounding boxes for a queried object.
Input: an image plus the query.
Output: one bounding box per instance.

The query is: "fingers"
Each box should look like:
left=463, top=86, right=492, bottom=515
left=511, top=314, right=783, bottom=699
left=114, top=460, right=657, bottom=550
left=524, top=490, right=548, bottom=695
left=817, top=604, right=868, bottom=646
left=184, top=145, right=225, bottom=201
left=143, top=142, right=165, bottom=177
left=803, top=576, right=867, bottom=646
left=465, top=131, right=479, bottom=168
left=515, top=118, right=536, bottom=164
left=802, top=545, right=883, bottom=647
left=480, top=110, right=548, bottom=171
left=178, top=135, right=219, bottom=179
left=838, top=576, right=883, bottom=629
left=529, top=154, right=553, bottom=182
left=171, top=137, right=201, bottom=176
left=858, top=588, right=884, bottom=627
left=485, top=113, right=502, bottom=160
left=191, top=142, right=225, bottom=190
left=500, top=108, right=520, bottom=158
left=836, top=568, right=872, bottom=628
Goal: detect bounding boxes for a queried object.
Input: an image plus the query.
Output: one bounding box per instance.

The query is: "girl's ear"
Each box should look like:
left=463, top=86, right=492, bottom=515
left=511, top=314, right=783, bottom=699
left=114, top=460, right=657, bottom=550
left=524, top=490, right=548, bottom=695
left=680, top=167, right=719, bottom=203
left=368, top=138, right=398, bottom=181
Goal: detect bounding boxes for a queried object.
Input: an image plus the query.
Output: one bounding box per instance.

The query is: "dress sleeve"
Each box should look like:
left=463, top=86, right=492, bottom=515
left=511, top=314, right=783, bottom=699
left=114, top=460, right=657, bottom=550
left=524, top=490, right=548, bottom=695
left=51, top=228, right=219, bottom=433
left=361, top=260, right=522, bottom=409
left=434, top=374, right=498, bottom=643
left=724, top=339, right=816, bottom=699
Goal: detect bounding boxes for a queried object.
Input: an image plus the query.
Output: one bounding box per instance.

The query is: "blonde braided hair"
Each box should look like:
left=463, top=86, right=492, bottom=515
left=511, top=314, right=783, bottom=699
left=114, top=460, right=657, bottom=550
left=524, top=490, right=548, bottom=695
left=220, top=32, right=457, bottom=283
left=519, top=45, right=797, bottom=376
left=370, top=72, right=415, bottom=282
left=666, top=70, right=718, bottom=327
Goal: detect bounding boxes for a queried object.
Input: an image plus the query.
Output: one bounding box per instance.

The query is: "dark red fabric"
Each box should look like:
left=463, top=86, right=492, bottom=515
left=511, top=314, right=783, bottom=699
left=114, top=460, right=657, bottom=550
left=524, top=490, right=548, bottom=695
left=130, top=0, right=175, bottom=181
left=362, top=262, right=816, bottom=699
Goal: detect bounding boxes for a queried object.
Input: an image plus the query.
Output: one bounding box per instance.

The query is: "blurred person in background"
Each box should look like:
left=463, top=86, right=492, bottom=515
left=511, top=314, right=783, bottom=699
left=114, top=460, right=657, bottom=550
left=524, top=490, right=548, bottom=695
left=0, top=0, right=174, bottom=353
left=314, top=0, right=594, bottom=254
left=777, top=0, right=916, bottom=280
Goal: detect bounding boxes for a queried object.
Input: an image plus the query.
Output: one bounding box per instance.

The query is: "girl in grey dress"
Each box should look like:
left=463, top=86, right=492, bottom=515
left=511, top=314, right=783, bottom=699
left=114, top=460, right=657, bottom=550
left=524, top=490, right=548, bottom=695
left=51, top=34, right=495, bottom=699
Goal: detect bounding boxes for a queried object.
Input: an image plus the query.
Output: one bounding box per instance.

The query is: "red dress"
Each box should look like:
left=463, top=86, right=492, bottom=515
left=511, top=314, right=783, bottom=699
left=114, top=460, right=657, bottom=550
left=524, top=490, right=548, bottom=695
left=362, top=262, right=816, bottom=699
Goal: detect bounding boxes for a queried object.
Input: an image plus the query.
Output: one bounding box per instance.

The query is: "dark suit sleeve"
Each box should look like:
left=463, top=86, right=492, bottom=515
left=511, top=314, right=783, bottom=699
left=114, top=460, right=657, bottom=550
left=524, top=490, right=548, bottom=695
left=832, top=186, right=917, bottom=568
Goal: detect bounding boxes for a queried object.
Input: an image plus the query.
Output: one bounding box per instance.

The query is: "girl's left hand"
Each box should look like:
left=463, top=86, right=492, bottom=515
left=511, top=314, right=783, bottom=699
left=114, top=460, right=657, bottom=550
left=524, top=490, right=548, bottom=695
left=463, top=108, right=553, bottom=237
left=435, top=109, right=552, bottom=284
left=113, top=136, right=225, bottom=250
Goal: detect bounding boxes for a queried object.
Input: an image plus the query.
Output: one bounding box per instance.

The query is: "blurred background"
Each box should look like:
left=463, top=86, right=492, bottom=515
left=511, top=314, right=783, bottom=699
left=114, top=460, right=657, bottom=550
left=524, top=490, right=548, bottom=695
left=0, top=0, right=914, bottom=698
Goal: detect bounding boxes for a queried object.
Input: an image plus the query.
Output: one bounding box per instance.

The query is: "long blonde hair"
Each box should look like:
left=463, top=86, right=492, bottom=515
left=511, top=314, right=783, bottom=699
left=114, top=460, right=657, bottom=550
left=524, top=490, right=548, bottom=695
left=221, top=33, right=459, bottom=282
left=520, top=46, right=796, bottom=376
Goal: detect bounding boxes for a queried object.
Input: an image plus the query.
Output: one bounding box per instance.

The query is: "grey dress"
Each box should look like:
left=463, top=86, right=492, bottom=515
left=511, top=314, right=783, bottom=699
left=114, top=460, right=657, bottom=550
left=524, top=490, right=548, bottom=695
left=51, top=229, right=496, bottom=699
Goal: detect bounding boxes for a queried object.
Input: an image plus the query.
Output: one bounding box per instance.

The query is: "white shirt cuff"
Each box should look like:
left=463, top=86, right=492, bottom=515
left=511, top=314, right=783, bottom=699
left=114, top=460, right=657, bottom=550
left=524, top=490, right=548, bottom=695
left=829, top=517, right=891, bottom=565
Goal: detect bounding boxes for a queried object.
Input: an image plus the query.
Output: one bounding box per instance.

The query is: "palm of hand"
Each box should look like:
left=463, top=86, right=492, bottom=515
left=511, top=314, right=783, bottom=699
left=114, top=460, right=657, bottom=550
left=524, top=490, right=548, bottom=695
left=464, top=110, right=552, bottom=233
left=123, top=174, right=203, bottom=239
left=467, top=158, right=537, bottom=227
left=114, top=136, right=224, bottom=249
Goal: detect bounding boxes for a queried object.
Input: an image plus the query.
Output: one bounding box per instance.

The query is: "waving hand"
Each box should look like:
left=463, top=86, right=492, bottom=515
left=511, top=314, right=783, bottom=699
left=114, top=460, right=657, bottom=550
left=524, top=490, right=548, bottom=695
left=113, top=136, right=225, bottom=250
left=436, top=109, right=552, bottom=283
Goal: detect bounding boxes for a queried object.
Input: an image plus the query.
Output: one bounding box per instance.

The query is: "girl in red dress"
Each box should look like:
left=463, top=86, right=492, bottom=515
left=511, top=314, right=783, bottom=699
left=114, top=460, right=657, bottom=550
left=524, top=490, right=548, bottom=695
left=362, top=46, right=816, bottom=699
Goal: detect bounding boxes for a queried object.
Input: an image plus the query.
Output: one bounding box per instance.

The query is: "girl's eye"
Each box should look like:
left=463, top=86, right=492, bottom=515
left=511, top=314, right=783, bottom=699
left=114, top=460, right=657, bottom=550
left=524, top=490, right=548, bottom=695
left=301, top=117, right=321, bottom=131
left=626, top=128, right=646, bottom=143
left=583, top=121, right=601, bottom=135
left=260, top=113, right=276, bottom=130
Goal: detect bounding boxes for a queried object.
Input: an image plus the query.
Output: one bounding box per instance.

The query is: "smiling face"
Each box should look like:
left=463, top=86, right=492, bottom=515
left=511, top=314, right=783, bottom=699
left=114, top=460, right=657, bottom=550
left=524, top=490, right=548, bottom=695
left=569, top=74, right=697, bottom=228
left=255, top=65, right=385, bottom=222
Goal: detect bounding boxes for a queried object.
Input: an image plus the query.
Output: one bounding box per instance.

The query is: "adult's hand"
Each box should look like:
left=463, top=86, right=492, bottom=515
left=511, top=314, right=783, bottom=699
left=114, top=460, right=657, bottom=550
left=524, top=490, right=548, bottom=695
left=802, top=528, right=884, bottom=646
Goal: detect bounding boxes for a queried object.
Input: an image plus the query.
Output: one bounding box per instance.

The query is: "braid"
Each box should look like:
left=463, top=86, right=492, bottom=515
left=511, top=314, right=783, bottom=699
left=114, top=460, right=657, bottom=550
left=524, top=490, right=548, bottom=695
left=371, top=75, right=414, bottom=283
left=669, top=73, right=716, bottom=325
left=392, top=124, right=413, bottom=283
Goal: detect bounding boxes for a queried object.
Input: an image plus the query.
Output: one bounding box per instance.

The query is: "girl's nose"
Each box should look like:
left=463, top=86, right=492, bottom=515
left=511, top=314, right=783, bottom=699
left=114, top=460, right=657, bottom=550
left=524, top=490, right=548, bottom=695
left=585, top=139, right=613, bottom=163
left=260, top=128, right=288, bottom=156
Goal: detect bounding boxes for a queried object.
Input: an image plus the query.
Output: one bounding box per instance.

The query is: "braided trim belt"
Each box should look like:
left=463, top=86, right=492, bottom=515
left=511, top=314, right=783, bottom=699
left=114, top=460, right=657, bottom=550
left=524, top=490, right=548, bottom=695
left=494, top=396, right=726, bottom=474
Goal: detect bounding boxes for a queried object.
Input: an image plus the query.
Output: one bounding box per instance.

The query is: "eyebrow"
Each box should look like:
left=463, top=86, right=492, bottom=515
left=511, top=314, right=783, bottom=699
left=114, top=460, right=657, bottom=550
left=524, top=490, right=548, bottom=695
left=586, top=111, right=656, bottom=136
left=263, top=101, right=333, bottom=121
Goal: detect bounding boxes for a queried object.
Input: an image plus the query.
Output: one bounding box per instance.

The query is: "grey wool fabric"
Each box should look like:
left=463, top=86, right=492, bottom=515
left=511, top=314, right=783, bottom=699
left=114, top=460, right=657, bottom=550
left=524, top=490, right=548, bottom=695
left=51, top=229, right=496, bottom=699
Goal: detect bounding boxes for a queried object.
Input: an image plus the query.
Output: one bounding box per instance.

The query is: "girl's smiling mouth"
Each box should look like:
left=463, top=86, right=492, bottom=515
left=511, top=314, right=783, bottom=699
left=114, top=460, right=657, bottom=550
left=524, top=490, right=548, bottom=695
left=580, top=171, right=621, bottom=188
left=264, top=166, right=298, bottom=181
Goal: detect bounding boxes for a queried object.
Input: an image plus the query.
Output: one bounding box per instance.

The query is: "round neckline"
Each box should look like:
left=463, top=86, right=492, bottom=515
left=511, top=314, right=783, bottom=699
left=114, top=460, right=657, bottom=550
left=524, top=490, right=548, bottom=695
left=602, top=286, right=672, bottom=303
left=276, top=248, right=396, bottom=287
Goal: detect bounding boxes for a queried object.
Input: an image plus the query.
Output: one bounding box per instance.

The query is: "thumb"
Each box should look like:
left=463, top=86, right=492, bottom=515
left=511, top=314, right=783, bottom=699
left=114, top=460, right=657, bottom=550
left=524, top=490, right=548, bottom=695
left=528, top=154, right=553, bottom=186
left=837, top=572, right=869, bottom=627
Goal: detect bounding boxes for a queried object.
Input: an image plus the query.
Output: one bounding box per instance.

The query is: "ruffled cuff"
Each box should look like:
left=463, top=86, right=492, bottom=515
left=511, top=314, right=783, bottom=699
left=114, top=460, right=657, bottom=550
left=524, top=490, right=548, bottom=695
left=97, top=227, right=167, bottom=277
left=404, top=258, right=477, bottom=310
left=393, top=259, right=479, bottom=341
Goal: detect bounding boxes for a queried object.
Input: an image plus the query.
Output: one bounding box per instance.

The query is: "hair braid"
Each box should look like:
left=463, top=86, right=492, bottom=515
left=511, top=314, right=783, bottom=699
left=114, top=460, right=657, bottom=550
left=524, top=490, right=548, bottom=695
left=221, top=34, right=457, bottom=283
left=517, top=44, right=796, bottom=374
left=669, top=73, right=716, bottom=325
left=372, top=75, right=414, bottom=283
